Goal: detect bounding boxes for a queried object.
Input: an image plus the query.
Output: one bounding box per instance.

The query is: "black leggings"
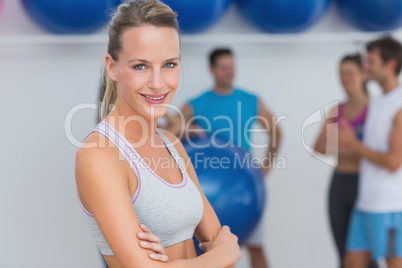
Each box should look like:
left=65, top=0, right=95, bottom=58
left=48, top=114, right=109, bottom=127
left=328, top=172, right=378, bottom=268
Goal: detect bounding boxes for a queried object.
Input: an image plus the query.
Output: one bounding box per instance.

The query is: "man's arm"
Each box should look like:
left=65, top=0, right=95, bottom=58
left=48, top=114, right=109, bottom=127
left=342, top=109, right=402, bottom=172
left=257, top=99, right=282, bottom=176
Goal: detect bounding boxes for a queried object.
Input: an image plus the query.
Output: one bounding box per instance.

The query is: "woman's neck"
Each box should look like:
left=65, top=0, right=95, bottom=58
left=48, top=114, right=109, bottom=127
left=379, top=76, right=400, bottom=94
left=347, top=89, right=368, bottom=105
left=107, top=104, right=158, bottom=147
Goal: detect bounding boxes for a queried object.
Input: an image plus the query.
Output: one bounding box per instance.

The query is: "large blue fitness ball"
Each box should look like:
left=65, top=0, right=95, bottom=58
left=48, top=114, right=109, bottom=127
left=21, top=0, right=121, bottom=34
left=161, top=0, right=232, bottom=33
left=235, top=0, right=332, bottom=33
left=182, top=136, right=266, bottom=253
left=336, top=0, right=402, bottom=31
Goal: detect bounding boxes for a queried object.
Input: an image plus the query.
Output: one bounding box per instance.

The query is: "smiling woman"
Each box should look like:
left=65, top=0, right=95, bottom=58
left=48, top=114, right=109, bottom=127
left=75, top=1, right=241, bottom=268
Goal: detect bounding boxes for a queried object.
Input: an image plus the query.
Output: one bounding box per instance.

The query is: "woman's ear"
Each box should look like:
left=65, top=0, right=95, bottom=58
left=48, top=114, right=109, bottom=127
left=105, top=54, right=118, bottom=81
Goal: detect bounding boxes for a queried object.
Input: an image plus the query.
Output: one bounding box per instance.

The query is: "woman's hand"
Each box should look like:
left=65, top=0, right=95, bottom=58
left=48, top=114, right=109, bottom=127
left=137, top=224, right=169, bottom=263
left=338, top=119, right=359, bottom=149
left=198, top=225, right=241, bottom=266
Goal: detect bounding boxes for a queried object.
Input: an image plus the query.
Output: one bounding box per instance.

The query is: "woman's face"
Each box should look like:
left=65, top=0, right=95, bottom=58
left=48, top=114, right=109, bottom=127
left=339, top=61, right=364, bottom=95
left=106, top=25, right=180, bottom=121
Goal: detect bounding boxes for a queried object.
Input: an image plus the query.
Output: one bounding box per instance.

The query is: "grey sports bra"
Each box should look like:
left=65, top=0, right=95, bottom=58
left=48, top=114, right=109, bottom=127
left=76, top=120, right=204, bottom=255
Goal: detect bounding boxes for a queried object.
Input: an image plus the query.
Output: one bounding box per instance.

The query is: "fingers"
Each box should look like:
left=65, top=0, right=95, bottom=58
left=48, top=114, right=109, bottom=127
left=233, top=233, right=239, bottom=243
left=137, top=224, right=166, bottom=255
left=149, top=253, right=169, bottom=263
left=139, top=240, right=165, bottom=255
left=137, top=224, right=168, bottom=262
left=137, top=231, right=161, bottom=244
left=139, top=223, right=149, bottom=232
left=221, top=225, right=231, bottom=232
left=220, top=226, right=239, bottom=243
left=137, top=224, right=161, bottom=244
left=198, top=241, right=211, bottom=252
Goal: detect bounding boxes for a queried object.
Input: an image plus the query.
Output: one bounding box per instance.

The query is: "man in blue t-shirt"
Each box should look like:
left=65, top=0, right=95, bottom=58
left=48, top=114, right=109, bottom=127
left=165, top=48, right=281, bottom=268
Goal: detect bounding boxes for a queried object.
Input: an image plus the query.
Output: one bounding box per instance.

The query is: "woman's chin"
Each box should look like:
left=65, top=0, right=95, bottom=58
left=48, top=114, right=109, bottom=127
left=140, top=110, right=167, bottom=122
left=344, top=86, right=356, bottom=94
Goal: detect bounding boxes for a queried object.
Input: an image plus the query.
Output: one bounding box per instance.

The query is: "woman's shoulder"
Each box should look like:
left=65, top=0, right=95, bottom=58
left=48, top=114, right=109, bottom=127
left=76, top=131, right=115, bottom=160
left=76, top=131, right=127, bottom=183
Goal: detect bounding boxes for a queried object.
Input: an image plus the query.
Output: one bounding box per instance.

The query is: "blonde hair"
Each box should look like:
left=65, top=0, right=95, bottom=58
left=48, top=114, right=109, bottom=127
left=98, top=0, right=180, bottom=122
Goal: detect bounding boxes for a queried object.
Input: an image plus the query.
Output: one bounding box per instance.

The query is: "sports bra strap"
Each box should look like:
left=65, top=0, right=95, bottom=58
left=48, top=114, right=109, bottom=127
left=93, top=123, right=140, bottom=179
left=155, top=129, right=187, bottom=172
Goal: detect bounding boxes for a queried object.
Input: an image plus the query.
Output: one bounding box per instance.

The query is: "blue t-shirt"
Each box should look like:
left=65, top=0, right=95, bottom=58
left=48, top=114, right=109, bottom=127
left=189, top=88, right=258, bottom=152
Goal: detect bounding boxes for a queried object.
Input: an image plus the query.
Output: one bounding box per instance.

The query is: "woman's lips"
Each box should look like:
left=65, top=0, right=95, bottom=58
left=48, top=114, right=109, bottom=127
left=140, top=92, right=169, bottom=104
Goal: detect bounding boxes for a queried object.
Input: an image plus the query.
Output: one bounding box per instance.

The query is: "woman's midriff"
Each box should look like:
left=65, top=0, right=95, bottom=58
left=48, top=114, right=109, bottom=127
left=104, top=238, right=198, bottom=268
left=335, top=153, right=361, bottom=173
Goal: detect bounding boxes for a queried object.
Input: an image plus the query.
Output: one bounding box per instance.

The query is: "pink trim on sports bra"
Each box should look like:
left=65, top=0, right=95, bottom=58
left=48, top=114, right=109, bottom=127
left=337, top=102, right=368, bottom=127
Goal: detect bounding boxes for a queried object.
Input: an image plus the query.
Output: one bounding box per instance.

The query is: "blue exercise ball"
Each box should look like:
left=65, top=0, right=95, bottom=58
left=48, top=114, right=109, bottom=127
left=21, top=0, right=121, bottom=34
left=235, top=0, right=332, bottom=33
left=182, top=136, right=266, bottom=254
left=161, top=0, right=232, bottom=33
left=336, top=0, right=402, bottom=31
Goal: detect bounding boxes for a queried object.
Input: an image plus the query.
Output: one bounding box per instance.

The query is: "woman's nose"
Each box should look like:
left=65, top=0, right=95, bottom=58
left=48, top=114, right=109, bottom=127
left=148, top=70, right=165, bottom=90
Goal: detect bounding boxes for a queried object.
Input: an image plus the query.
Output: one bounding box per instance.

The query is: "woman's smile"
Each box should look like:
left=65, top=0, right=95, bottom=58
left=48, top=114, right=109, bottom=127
left=139, top=91, right=170, bottom=104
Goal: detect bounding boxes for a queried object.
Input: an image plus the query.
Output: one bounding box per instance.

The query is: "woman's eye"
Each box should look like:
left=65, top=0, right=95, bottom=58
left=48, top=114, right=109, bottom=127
left=134, top=64, right=146, bottom=70
left=165, top=62, right=177, bottom=68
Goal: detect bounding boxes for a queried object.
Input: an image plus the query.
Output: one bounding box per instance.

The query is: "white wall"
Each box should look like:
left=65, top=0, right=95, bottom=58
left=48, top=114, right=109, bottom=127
left=0, top=1, right=396, bottom=267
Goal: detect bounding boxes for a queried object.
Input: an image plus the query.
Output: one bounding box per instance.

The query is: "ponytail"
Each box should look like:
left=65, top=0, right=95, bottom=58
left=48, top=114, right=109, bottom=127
left=98, top=57, right=117, bottom=123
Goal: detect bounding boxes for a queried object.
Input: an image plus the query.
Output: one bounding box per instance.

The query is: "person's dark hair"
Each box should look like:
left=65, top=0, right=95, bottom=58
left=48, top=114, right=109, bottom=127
left=340, top=53, right=368, bottom=94
left=209, top=48, right=233, bottom=67
left=366, top=36, right=402, bottom=76
left=98, top=0, right=180, bottom=122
